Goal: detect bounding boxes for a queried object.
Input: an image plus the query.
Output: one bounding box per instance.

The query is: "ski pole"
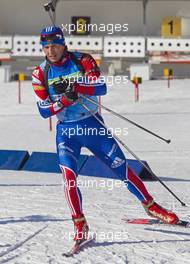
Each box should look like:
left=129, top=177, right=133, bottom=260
left=80, top=95, right=171, bottom=144
left=44, top=1, right=56, bottom=26
left=78, top=99, right=186, bottom=207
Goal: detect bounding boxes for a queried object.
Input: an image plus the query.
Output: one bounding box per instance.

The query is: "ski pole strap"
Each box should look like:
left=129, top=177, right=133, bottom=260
left=43, top=61, right=50, bottom=93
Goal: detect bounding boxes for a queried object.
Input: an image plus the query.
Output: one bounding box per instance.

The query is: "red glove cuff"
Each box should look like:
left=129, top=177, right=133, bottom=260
left=74, top=83, right=94, bottom=95
left=60, top=96, right=73, bottom=107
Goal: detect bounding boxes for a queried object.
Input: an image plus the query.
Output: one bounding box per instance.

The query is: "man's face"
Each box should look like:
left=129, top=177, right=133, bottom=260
left=43, top=44, right=65, bottom=63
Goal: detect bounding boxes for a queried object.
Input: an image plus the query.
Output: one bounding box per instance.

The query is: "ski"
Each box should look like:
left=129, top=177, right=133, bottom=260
left=122, top=218, right=190, bottom=228
left=62, top=234, right=95, bottom=257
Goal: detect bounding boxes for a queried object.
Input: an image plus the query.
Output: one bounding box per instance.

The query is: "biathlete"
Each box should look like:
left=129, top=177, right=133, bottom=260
left=32, top=26, right=179, bottom=244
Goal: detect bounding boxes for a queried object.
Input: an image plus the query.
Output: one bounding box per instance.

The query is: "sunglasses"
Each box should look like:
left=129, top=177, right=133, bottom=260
left=40, top=34, right=63, bottom=42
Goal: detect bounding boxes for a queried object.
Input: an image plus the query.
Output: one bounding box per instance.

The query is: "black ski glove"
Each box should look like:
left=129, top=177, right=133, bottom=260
left=53, top=78, right=78, bottom=105
left=52, top=78, right=71, bottom=94
left=64, top=84, right=78, bottom=102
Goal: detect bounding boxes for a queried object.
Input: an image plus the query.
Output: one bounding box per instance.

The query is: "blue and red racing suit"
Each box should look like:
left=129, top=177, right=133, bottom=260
left=32, top=51, right=152, bottom=218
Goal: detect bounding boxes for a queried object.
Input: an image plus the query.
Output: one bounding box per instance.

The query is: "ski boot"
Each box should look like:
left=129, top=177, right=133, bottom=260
left=72, top=214, right=89, bottom=243
left=142, top=199, right=179, bottom=224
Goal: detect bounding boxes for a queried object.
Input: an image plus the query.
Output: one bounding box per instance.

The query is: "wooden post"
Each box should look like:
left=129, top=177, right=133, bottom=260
left=98, top=96, right=101, bottom=114
left=49, top=117, right=53, bottom=131
left=168, top=75, right=170, bottom=88
left=132, top=76, right=141, bottom=102
left=18, top=80, right=21, bottom=104
left=135, top=82, right=139, bottom=102
left=164, top=68, right=173, bottom=88
left=17, top=72, right=25, bottom=104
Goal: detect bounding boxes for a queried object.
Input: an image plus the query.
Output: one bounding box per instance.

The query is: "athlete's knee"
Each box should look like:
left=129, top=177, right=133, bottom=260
left=117, top=164, right=135, bottom=183
left=111, top=158, right=127, bottom=181
left=58, top=146, right=78, bottom=173
left=127, top=167, right=139, bottom=181
left=60, top=165, right=77, bottom=190
left=57, top=143, right=76, bottom=161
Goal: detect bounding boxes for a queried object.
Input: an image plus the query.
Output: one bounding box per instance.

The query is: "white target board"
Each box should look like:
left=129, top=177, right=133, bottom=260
left=104, top=37, right=145, bottom=57
left=0, top=36, right=12, bottom=50
left=147, top=38, right=190, bottom=52
left=13, top=36, right=43, bottom=56
left=65, top=36, right=103, bottom=51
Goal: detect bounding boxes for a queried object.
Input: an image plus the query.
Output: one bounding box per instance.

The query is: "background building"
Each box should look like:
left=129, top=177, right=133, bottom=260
left=1, top=0, right=190, bottom=80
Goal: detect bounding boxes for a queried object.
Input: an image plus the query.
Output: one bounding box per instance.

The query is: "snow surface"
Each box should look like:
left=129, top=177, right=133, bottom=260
left=0, top=78, right=190, bottom=263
